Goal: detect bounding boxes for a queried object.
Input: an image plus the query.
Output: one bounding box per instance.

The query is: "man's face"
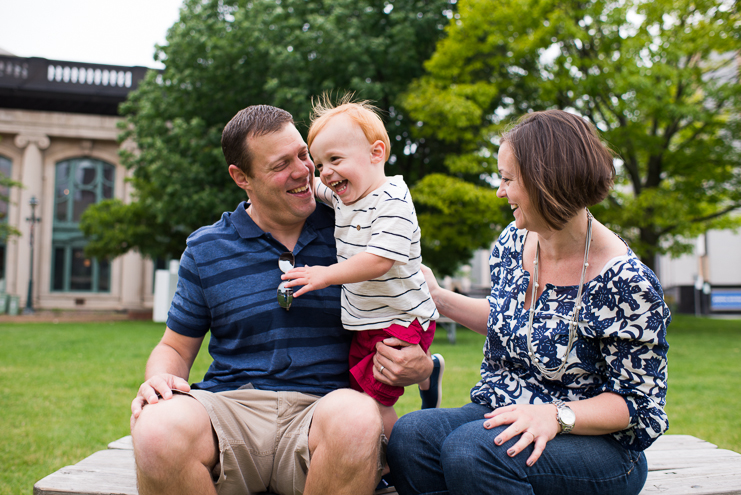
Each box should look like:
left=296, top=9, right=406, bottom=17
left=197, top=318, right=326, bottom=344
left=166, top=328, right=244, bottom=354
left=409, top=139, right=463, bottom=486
left=243, top=123, right=316, bottom=226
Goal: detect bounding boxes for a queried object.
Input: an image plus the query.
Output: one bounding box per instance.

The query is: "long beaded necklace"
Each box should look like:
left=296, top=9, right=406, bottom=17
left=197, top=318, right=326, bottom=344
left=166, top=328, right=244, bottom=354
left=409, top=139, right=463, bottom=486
left=526, top=209, right=593, bottom=381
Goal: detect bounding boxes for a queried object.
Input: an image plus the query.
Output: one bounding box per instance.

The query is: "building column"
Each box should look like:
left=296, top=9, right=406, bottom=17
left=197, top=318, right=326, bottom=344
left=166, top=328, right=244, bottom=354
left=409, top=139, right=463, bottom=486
left=119, top=156, right=145, bottom=311
left=14, top=133, right=50, bottom=309
left=120, top=250, right=144, bottom=310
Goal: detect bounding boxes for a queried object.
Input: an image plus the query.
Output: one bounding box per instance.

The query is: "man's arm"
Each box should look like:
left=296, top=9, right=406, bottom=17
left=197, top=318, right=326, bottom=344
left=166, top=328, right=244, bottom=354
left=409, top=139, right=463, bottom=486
left=131, top=328, right=204, bottom=419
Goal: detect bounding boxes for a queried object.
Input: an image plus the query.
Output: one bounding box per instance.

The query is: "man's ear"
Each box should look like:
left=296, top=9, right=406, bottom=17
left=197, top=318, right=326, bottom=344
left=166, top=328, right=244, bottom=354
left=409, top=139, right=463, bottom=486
left=228, top=164, right=251, bottom=191
left=370, top=140, right=386, bottom=164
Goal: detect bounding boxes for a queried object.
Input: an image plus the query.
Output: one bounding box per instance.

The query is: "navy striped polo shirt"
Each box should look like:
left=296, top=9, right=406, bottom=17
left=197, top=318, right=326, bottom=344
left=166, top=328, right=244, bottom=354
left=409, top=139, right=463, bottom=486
left=167, top=201, right=351, bottom=395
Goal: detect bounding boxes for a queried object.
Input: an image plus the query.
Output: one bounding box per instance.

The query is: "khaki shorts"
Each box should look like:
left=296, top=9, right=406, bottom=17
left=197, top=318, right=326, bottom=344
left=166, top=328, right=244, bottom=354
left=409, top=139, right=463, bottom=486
left=186, top=388, right=320, bottom=495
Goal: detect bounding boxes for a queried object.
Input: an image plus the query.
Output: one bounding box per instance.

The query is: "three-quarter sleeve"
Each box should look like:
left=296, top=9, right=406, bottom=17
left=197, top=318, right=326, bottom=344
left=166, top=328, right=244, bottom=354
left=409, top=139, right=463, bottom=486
left=591, top=258, right=670, bottom=451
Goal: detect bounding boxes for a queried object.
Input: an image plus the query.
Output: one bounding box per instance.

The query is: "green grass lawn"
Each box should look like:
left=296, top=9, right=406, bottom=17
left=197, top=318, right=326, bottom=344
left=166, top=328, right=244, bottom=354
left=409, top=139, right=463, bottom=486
left=1, top=314, right=739, bottom=494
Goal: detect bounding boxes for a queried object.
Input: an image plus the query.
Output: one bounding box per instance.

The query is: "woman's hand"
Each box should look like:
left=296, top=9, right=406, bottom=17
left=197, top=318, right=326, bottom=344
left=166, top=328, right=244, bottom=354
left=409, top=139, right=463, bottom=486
left=483, top=403, right=561, bottom=467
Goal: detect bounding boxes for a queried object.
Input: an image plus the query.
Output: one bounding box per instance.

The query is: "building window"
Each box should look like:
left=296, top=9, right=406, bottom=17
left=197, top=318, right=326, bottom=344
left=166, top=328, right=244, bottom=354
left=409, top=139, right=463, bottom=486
left=51, top=158, right=114, bottom=292
left=0, top=155, right=11, bottom=293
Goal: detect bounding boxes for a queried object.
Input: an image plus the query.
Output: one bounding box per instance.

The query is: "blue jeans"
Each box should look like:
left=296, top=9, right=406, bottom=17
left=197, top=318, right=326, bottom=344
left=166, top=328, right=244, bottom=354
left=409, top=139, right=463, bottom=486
left=387, top=403, right=647, bottom=495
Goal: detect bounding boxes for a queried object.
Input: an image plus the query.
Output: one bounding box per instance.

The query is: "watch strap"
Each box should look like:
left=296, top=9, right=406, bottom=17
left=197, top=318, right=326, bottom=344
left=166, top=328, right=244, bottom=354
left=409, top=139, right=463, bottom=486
left=553, top=399, right=575, bottom=434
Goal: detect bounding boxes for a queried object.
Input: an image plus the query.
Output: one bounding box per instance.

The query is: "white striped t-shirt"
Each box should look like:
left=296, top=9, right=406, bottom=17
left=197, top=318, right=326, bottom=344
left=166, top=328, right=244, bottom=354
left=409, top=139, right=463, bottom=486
left=317, top=175, right=439, bottom=331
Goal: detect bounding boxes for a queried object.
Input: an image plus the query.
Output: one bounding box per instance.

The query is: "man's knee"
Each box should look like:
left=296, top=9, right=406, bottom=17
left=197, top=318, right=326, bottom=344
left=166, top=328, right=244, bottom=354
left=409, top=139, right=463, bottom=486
left=132, top=395, right=216, bottom=476
left=310, top=389, right=383, bottom=455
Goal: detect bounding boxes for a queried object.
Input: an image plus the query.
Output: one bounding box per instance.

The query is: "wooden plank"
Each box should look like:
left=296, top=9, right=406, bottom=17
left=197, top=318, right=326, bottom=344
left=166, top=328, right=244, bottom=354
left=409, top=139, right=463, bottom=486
left=646, top=448, right=741, bottom=471
left=648, top=434, right=719, bottom=451
left=34, top=451, right=137, bottom=495
left=34, top=465, right=137, bottom=495
left=107, top=436, right=133, bottom=451
left=642, top=464, right=741, bottom=495
left=35, top=435, right=741, bottom=495
left=74, top=450, right=136, bottom=471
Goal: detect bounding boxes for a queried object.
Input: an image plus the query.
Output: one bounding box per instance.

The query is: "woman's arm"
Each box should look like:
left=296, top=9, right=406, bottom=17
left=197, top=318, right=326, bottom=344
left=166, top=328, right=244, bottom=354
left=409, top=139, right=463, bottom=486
left=421, top=264, right=490, bottom=335
left=566, top=391, right=630, bottom=435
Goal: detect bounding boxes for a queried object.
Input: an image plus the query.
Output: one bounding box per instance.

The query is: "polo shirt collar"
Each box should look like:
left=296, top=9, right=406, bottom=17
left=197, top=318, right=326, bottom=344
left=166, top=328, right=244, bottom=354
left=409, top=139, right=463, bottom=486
left=228, top=201, right=261, bottom=239
left=229, top=201, right=334, bottom=240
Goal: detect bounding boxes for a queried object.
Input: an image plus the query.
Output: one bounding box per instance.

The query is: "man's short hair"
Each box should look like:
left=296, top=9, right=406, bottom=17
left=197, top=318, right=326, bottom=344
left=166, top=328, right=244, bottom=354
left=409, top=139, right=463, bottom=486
left=222, top=105, right=294, bottom=176
left=307, top=93, right=391, bottom=161
left=501, top=109, right=616, bottom=231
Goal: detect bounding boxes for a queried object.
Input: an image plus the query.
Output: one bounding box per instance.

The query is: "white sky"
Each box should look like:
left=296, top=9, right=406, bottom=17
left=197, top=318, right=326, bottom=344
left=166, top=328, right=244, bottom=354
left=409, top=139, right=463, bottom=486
left=0, top=0, right=184, bottom=69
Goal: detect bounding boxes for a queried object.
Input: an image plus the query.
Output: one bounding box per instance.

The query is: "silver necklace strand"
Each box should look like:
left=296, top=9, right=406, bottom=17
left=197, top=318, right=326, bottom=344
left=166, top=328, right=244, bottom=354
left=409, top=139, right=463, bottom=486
left=526, top=209, right=593, bottom=381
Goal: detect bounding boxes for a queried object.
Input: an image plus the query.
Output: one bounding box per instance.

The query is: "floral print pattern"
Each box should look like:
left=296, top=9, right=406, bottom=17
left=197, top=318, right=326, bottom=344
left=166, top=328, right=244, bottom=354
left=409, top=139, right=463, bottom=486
left=470, top=223, right=671, bottom=451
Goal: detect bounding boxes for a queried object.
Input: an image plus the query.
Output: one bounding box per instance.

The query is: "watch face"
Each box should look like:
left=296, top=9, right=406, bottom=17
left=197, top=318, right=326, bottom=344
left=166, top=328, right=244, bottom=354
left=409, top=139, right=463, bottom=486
left=561, top=407, right=576, bottom=426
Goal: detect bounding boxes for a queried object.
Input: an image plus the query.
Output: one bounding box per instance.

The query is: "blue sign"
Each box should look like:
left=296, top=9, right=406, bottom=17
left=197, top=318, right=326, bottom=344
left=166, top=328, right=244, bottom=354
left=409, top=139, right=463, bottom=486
left=711, top=290, right=741, bottom=311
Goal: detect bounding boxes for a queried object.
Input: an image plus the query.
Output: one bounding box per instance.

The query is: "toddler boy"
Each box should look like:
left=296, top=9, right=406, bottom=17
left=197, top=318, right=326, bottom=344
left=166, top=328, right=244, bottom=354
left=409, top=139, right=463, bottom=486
left=282, top=95, right=442, bottom=436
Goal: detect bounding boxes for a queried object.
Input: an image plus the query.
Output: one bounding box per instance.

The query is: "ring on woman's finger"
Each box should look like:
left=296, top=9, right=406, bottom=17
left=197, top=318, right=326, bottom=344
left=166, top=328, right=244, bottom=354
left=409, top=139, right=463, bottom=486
left=523, top=431, right=535, bottom=441
left=379, top=365, right=385, bottom=374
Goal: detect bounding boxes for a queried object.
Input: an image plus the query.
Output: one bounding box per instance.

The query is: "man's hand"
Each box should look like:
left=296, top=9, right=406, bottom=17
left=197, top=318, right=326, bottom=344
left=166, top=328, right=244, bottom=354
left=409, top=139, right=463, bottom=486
left=282, top=265, right=331, bottom=297
left=372, top=338, right=434, bottom=387
left=131, top=373, right=191, bottom=419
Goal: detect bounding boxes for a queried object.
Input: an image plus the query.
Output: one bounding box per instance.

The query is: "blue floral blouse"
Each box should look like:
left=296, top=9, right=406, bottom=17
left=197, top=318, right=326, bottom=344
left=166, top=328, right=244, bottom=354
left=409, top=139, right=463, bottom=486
left=470, top=223, right=671, bottom=451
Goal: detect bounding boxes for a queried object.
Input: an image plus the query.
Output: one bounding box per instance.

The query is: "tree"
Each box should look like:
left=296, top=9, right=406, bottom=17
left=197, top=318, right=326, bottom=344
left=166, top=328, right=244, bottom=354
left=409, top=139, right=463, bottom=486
left=0, top=144, right=22, bottom=241
left=404, top=0, right=741, bottom=271
left=84, top=0, right=495, bottom=275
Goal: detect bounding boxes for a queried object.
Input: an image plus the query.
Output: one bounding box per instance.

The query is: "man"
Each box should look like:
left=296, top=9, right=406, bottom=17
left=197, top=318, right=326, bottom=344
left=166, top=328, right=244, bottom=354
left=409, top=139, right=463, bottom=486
left=130, top=105, right=433, bottom=495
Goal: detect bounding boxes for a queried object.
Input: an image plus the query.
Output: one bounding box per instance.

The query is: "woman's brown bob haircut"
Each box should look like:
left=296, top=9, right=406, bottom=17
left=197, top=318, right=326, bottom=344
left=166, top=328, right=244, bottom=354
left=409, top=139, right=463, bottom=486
left=221, top=105, right=294, bottom=177
left=501, top=110, right=616, bottom=231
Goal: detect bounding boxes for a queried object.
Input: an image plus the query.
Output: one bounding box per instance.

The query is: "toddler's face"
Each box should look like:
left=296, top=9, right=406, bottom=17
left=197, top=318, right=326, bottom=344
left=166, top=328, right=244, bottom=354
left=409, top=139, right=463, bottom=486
left=310, top=114, right=387, bottom=205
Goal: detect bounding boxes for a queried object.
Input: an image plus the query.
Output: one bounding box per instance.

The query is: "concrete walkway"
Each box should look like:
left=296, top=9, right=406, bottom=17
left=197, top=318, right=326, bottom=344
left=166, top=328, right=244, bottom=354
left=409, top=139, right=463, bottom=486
left=0, top=309, right=151, bottom=323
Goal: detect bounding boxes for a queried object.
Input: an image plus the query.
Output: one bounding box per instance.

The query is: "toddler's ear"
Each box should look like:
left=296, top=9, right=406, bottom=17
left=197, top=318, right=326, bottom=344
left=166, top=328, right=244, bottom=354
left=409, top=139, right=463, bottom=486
left=370, top=140, right=386, bottom=164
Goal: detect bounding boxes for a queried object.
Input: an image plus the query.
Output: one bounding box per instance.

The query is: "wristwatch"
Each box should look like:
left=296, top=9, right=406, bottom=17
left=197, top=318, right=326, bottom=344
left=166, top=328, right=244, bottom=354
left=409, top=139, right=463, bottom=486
left=553, top=399, right=576, bottom=434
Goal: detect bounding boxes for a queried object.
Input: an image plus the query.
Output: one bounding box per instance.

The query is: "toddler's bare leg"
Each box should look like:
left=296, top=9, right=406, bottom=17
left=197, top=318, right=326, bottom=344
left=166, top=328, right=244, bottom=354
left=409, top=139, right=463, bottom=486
left=378, top=402, right=399, bottom=438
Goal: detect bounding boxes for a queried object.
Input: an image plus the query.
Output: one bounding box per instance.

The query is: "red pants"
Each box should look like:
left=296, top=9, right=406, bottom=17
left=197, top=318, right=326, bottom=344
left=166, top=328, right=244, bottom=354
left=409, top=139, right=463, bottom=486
left=349, top=320, right=436, bottom=406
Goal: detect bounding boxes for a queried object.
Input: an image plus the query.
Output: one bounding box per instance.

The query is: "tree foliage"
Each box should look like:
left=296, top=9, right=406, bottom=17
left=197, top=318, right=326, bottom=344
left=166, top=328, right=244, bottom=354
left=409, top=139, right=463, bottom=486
left=0, top=149, right=22, bottom=241
left=83, top=0, right=503, bottom=275
left=405, top=0, right=741, bottom=271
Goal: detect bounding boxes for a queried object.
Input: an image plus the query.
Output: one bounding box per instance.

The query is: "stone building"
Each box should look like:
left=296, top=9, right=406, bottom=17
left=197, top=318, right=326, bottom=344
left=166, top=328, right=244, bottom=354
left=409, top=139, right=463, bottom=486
left=0, top=49, right=155, bottom=314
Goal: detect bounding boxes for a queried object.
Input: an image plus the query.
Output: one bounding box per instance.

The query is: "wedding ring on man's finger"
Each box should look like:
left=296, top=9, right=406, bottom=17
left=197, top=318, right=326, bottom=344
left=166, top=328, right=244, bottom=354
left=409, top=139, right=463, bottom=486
left=379, top=365, right=385, bottom=374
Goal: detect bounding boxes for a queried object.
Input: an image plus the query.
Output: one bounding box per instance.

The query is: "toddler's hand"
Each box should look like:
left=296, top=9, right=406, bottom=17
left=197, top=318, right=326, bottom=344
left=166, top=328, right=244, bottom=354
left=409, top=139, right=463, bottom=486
left=282, top=265, right=330, bottom=297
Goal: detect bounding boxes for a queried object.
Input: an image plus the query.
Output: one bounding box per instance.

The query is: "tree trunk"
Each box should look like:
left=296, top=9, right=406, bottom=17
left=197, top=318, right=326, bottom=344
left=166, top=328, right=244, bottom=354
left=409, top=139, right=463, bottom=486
left=639, top=226, right=660, bottom=273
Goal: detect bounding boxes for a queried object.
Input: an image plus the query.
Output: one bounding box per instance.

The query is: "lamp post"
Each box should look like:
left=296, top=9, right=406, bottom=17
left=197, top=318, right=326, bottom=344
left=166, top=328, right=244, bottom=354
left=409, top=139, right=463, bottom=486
left=24, top=196, right=41, bottom=315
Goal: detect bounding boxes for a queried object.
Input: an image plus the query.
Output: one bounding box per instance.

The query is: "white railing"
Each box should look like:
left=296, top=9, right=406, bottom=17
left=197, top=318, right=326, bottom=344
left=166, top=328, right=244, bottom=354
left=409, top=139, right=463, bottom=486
left=0, top=59, right=29, bottom=80
left=46, top=64, right=133, bottom=88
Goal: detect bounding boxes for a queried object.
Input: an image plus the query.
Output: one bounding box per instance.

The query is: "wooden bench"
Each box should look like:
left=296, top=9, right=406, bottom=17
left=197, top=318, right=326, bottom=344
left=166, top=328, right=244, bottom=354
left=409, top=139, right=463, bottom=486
left=34, top=434, right=741, bottom=495
left=438, top=316, right=458, bottom=344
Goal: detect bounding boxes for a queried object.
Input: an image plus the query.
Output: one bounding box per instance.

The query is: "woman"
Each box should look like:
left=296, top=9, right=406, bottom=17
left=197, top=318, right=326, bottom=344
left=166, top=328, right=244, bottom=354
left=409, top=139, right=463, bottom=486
left=387, top=110, right=670, bottom=495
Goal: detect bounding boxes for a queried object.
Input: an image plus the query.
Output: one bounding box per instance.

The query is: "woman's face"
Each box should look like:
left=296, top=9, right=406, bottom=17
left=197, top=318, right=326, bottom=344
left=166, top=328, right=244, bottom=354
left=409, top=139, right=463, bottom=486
left=496, top=141, right=537, bottom=231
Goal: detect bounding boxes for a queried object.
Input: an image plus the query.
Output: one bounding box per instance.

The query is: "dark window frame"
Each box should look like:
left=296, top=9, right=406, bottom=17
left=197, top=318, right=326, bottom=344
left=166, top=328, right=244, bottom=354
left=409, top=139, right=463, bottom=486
left=51, top=157, right=115, bottom=293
